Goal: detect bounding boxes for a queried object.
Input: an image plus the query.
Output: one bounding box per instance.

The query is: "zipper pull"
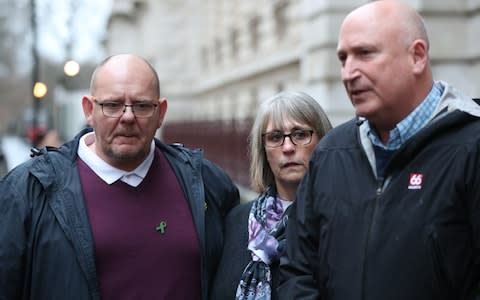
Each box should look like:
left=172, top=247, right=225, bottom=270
left=376, top=177, right=384, bottom=195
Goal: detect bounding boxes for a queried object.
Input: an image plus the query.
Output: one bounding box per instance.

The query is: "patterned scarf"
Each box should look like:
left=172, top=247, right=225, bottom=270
left=235, top=189, right=290, bottom=300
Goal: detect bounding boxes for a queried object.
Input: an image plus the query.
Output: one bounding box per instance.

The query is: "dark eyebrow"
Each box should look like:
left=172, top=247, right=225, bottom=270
left=336, top=50, right=347, bottom=62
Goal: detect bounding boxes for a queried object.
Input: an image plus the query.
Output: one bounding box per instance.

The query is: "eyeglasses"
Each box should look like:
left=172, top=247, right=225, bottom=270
left=93, top=98, right=158, bottom=118
left=262, top=129, right=315, bottom=148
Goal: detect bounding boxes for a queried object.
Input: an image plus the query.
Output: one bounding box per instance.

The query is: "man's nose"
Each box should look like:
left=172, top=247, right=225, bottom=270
left=120, top=105, right=135, bottom=119
left=341, top=58, right=359, bottom=82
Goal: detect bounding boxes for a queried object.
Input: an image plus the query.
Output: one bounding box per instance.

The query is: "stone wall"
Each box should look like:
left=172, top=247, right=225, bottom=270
left=106, top=0, right=480, bottom=187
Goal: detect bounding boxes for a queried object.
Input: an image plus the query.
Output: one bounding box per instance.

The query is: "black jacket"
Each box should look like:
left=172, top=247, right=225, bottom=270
left=210, top=201, right=254, bottom=299
left=0, top=129, right=239, bottom=300
left=279, top=87, right=480, bottom=299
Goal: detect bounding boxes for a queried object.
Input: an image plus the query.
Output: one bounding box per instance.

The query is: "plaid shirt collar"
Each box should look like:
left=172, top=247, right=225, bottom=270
left=367, top=81, right=443, bottom=150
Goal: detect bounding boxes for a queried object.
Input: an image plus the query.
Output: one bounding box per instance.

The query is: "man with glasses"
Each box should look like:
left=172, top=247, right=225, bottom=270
left=0, top=54, right=239, bottom=300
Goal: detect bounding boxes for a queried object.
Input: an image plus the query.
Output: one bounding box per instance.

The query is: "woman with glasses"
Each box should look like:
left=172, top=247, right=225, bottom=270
left=211, top=91, right=332, bottom=300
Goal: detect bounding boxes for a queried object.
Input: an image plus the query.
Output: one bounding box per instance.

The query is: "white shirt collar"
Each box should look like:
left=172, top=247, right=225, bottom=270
left=77, top=132, right=155, bottom=187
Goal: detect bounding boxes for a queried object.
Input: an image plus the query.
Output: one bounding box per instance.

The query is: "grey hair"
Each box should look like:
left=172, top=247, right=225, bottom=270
left=249, top=91, right=332, bottom=193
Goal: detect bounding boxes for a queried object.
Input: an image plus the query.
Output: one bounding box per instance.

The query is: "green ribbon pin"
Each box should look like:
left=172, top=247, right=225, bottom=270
left=155, top=221, right=167, bottom=234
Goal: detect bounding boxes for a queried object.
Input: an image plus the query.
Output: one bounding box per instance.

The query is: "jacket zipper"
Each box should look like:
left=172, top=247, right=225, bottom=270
left=361, top=177, right=384, bottom=300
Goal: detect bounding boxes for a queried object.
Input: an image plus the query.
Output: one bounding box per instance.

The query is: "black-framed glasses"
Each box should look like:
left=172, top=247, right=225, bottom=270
left=93, top=98, right=158, bottom=118
left=262, top=129, right=315, bottom=148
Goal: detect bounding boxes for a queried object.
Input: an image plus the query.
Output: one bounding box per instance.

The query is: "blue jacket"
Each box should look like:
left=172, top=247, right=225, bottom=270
left=0, top=129, right=239, bottom=300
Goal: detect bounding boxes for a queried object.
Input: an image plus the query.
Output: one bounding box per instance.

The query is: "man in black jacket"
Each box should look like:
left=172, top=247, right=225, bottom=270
left=279, top=1, right=480, bottom=299
left=0, top=54, right=239, bottom=300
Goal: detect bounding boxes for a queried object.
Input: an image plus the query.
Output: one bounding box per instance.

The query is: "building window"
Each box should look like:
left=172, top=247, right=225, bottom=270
left=201, top=47, right=209, bottom=70
left=274, top=0, right=289, bottom=41
left=229, top=92, right=237, bottom=121
left=248, top=87, right=259, bottom=117
left=276, top=82, right=284, bottom=93
left=230, top=28, right=239, bottom=58
left=214, top=38, right=222, bottom=65
left=249, top=16, right=260, bottom=51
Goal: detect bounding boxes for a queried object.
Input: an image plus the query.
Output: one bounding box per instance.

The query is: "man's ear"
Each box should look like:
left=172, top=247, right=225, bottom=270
left=156, top=97, right=168, bottom=128
left=82, top=96, right=95, bottom=127
left=410, top=39, right=429, bottom=75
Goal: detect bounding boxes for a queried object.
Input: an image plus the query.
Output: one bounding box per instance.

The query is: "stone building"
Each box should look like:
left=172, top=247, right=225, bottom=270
left=0, top=0, right=34, bottom=136
left=106, top=0, right=480, bottom=187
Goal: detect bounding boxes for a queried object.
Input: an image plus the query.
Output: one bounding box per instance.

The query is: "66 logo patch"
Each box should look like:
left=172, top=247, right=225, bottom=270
left=408, top=173, right=423, bottom=190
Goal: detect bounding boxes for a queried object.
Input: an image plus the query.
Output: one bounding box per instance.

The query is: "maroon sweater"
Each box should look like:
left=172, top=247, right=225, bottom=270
left=78, top=149, right=201, bottom=300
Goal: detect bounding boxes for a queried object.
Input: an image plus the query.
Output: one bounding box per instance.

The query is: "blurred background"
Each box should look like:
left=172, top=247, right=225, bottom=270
left=1, top=0, right=479, bottom=191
